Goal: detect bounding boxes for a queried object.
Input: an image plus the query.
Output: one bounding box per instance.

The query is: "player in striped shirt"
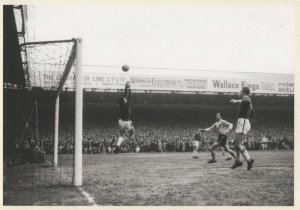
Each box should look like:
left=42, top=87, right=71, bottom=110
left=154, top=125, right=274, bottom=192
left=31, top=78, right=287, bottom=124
left=200, top=112, right=236, bottom=163
left=230, top=87, right=255, bottom=170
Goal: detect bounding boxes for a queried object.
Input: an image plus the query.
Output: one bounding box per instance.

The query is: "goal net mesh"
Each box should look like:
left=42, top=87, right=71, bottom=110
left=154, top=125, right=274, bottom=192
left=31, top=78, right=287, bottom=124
left=24, top=40, right=76, bottom=89
left=6, top=39, right=77, bottom=188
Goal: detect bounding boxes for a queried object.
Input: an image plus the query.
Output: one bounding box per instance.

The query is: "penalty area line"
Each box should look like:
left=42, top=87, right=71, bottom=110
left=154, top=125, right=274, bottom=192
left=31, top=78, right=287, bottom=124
left=78, top=187, right=98, bottom=206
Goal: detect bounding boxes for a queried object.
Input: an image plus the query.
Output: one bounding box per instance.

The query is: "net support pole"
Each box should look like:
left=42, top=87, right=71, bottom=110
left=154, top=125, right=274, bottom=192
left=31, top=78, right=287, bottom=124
left=54, top=94, right=59, bottom=167
left=35, top=99, right=39, bottom=141
left=74, top=38, right=83, bottom=186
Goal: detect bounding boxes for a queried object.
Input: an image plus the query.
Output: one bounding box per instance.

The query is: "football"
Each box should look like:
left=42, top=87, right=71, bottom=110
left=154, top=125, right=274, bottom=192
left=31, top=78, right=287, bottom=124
left=122, top=64, right=129, bottom=72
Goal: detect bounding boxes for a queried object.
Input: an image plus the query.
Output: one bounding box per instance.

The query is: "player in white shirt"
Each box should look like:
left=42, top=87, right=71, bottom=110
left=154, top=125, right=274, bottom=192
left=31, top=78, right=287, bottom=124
left=200, top=112, right=236, bottom=163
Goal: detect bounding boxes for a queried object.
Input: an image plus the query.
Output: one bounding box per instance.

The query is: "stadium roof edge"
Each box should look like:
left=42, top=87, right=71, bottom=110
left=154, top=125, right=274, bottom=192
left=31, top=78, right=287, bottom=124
left=82, top=65, right=294, bottom=82
left=82, top=64, right=294, bottom=75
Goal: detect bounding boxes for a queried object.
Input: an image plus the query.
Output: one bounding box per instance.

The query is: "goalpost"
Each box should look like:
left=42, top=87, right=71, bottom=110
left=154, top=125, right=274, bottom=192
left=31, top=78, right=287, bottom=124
left=52, top=38, right=83, bottom=186
left=20, top=38, right=83, bottom=186
left=74, top=38, right=83, bottom=186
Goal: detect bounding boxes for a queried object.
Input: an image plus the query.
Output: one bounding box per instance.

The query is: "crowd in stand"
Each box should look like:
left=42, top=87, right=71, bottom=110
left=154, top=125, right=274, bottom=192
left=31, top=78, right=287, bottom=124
left=5, top=90, right=293, bottom=166
left=37, top=103, right=294, bottom=154
left=9, top=90, right=293, bottom=155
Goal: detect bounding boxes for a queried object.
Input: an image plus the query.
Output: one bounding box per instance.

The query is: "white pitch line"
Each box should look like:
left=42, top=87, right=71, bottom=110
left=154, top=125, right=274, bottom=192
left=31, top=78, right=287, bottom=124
left=78, top=187, right=98, bottom=206
left=45, top=160, right=97, bottom=205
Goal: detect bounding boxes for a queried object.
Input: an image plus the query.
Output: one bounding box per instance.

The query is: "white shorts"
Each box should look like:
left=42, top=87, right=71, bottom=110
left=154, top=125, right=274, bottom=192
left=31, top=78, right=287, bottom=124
left=193, top=140, right=200, bottom=147
left=118, top=119, right=133, bottom=132
left=235, top=118, right=251, bottom=135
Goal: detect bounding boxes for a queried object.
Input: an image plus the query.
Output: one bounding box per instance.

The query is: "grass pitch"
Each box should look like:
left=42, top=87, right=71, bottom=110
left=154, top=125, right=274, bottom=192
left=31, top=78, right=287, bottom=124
left=4, top=150, right=294, bottom=206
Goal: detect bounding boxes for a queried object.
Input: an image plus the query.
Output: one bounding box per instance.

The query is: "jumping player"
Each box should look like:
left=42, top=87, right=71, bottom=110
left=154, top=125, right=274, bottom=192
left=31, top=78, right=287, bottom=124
left=115, top=81, right=135, bottom=153
left=230, top=87, right=255, bottom=170
left=200, top=112, right=236, bottom=163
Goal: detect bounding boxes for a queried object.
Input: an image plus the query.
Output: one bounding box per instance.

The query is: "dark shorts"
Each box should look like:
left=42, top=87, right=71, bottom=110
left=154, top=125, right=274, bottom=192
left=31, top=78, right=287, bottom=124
left=217, top=135, right=228, bottom=147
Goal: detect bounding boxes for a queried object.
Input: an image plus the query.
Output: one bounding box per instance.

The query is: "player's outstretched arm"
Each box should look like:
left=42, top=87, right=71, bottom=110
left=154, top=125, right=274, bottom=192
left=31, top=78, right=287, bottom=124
left=201, top=123, right=216, bottom=132
left=230, top=99, right=242, bottom=104
left=123, top=82, right=131, bottom=103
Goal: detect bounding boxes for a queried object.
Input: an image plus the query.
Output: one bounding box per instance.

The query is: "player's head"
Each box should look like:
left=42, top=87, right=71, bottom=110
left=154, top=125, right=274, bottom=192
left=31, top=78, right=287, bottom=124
left=240, top=86, right=250, bottom=97
left=216, top=112, right=222, bottom=121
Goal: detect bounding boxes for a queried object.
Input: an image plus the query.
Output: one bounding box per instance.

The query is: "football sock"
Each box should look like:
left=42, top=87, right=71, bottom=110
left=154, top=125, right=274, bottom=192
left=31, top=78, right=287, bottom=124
left=193, top=149, right=198, bottom=157
left=227, top=149, right=236, bottom=161
left=236, top=150, right=241, bottom=162
left=211, top=150, right=216, bottom=160
left=240, top=146, right=251, bottom=162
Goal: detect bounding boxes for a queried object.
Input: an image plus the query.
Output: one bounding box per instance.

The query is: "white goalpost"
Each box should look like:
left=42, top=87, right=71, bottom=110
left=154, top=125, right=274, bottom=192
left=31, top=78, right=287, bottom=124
left=74, top=38, right=83, bottom=186
left=19, top=37, right=83, bottom=187
left=53, top=38, right=83, bottom=186
left=53, top=38, right=82, bottom=186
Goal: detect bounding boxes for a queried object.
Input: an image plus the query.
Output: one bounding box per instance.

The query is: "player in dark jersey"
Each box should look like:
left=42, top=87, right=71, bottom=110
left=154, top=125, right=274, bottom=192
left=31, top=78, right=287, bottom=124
left=192, top=131, right=204, bottom=159
left=115, top=81, right=135, bottom=153
left=230, top=87, right=255, bottom=170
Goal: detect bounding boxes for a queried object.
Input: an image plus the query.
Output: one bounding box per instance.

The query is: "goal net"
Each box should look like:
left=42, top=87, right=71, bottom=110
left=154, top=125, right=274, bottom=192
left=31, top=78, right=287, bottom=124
left=6, top=38, right=83, bottom=188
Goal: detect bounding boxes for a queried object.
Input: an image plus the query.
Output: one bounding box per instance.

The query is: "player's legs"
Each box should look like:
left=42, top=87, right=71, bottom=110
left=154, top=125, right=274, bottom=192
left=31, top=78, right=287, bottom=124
left=116, top=119, right=131, bottom=153
left=192, top=141, right=199, bottom=158
left=232, top=133, right=254, bottom=170
left=117, top=133, right=125, bottom=146
left=117, top=125, right=126, bottom=144
left=129, top=123, right=140, bottom=153
left=208, top=141, right=219, bottom=163
left=221, top=147, right=225, bottom=156
left=128, top=121, right=135, bottom=139
left=115, top=130, right=125, bottom=154
left=192, top=146, right=199, bottom=158
left=231, top=133, right=244, bottom=168
left=232, top=119, right=254, bottom=170
left=223, top=144, right=236, bottom=161
left=236, top=133, right=249, bottom=161
left=218, top=135, right=235, bottom=161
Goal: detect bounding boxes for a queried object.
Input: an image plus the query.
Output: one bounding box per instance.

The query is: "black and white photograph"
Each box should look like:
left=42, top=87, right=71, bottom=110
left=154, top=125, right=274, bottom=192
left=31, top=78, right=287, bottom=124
left=2, top=1, right=297, bottom=206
